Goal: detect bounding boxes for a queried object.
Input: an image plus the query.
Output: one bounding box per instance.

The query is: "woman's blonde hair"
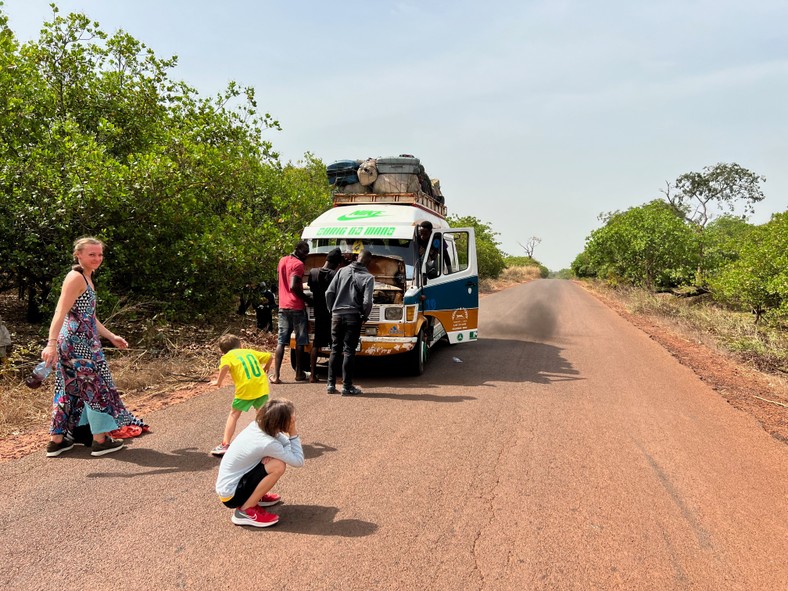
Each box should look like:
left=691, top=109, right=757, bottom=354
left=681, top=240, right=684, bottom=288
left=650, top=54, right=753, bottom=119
left=72, top=236, right=104, bottom=272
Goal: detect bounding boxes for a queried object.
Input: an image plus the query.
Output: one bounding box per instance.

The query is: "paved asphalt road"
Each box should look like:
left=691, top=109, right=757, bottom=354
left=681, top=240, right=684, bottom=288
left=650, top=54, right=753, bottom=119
left=1, top=280, right=786, bottom=591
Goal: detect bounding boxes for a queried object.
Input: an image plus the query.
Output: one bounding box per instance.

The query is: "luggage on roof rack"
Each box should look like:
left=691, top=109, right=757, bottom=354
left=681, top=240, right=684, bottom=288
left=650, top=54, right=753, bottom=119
left=375, top=156, right=422, bottom=175
left=327, top=160, right=361, bottom=187
left=327, top=154, right=444, bottom=205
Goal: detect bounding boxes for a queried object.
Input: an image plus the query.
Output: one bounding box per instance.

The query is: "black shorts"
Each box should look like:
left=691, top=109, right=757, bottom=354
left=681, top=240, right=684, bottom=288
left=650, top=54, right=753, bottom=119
left=222, top=462, right=268, bottom=508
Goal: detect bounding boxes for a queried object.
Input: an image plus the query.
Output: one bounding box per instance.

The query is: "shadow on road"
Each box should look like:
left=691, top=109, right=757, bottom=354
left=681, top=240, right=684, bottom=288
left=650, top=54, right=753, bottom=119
left=348, top=391, right=476, bottom=402
left=251, top=504, right=378, bottom=537
left=430, top=337, right=583, bottom=387
left=84, top=443, right=338, bottom=477
left=302, top=442, right=337, bottom=460
left=391, top=338, right=583, bottom=389
left=86, top=446, right=216, bottom=478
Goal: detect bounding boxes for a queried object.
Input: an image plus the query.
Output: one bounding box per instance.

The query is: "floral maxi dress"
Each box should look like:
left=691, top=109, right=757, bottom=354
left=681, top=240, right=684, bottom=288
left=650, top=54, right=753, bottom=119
left=49, top=276, right=146, bottom=435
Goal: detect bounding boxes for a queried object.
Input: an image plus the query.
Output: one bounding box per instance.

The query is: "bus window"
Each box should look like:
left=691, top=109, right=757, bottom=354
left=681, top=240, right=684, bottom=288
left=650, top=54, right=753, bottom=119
left=445, top=232, right=469, bottom=273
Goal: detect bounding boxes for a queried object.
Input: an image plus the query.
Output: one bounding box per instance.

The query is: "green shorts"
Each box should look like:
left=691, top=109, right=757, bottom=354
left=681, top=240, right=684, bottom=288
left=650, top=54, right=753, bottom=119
left=231, top=395, right=268, bottom=412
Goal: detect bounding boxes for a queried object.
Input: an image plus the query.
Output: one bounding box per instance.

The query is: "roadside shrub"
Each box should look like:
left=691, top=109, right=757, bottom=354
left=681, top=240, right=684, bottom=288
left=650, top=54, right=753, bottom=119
left=708, top=212, right=788, bottom=322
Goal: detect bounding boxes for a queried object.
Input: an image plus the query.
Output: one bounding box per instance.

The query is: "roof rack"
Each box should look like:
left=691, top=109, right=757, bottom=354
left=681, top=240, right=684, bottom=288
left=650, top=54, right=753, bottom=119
left=332, top=192, right=447, bottom=217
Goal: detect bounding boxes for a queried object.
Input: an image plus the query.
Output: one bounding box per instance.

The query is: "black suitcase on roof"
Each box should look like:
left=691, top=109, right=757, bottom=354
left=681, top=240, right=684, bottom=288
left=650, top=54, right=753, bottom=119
left=327, top=160, right=361, bottom=187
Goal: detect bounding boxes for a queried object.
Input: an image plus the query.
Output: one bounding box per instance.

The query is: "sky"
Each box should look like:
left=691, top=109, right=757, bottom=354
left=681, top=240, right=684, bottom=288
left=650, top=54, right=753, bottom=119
left=4, top=0, right=787, bottom=271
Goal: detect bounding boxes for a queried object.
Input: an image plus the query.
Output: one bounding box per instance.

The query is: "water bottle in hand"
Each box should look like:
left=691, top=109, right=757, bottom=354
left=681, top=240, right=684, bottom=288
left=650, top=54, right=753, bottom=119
left=26, top=361, right=52, bottom=389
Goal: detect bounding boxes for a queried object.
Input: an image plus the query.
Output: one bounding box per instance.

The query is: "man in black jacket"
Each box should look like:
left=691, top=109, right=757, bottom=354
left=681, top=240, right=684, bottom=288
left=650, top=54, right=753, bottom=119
left=325, top=249, right=374, bottom=396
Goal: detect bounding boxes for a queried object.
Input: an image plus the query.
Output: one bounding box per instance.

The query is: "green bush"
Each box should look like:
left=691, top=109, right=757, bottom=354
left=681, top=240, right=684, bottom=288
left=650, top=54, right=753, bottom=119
left=582, top=201, right=698, bottom=290
left=708, top=211, right=788, bottom=322
left=0, top=6, right=330, bottom=320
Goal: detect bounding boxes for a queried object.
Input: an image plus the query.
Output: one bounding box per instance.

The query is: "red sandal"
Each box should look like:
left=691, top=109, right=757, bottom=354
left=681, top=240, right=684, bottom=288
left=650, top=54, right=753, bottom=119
left=109, top=425, right=143, bottom=439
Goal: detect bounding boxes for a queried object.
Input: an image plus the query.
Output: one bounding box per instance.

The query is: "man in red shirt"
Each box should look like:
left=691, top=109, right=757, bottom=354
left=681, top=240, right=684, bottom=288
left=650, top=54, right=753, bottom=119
left=270, top=241, right=312, bottom=383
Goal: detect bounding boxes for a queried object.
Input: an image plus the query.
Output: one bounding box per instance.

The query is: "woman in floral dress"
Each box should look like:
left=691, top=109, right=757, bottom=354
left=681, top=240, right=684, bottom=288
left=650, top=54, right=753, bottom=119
left=41, top=237, right=147, bottom=457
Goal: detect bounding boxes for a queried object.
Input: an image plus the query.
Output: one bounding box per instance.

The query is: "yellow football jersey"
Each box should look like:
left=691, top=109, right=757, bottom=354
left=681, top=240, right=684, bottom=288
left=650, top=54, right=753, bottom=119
left=219, top=348, right=271, bottom=400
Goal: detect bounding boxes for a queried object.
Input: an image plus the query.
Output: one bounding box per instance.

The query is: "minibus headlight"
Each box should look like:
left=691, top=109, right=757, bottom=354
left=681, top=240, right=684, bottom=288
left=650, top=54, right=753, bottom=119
left=384, top=307, right=403, bottom=321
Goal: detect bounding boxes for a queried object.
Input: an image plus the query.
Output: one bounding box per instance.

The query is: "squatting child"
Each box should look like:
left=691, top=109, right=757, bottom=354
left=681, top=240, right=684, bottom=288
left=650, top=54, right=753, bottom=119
left=210, top=334, right=272, bottom=456
left=215, top=398, right=304, bottom=527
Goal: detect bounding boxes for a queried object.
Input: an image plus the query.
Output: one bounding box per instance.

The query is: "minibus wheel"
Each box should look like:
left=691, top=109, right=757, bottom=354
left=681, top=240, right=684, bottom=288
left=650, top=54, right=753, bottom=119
left=408, top=327, right=427, bottom=376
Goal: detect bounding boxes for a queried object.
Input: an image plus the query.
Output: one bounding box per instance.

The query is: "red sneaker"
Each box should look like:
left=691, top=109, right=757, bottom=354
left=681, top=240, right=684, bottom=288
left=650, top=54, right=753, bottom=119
left=257, top=492, right=282, bottom=507
left=231, top=506, right=279, bottom=528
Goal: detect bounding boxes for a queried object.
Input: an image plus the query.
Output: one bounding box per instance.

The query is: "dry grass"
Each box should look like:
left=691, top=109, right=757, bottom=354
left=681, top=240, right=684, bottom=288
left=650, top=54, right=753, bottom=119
left=481, top=265, right=543, bottom=294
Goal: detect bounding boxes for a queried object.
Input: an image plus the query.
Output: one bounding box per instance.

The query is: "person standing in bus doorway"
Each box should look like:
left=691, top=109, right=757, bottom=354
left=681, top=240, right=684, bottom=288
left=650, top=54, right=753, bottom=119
left=416, top=220, right=451, bottom=274
left=270, top=241, right=312, bottom=384
left=307, top=248, right=343, bottom=383
left=416, top=220, right=433, bottom=259
left=325, top=249, right=374, bottom=396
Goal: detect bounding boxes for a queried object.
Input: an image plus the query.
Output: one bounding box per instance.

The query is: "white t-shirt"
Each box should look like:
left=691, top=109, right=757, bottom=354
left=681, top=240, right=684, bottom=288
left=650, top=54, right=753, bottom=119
left=215, top=421, right=304, bottom=499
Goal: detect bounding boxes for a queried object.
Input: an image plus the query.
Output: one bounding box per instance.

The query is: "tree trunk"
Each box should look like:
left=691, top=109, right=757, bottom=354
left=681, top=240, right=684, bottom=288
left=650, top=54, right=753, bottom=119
left=25, top=286, right=44, bottom=323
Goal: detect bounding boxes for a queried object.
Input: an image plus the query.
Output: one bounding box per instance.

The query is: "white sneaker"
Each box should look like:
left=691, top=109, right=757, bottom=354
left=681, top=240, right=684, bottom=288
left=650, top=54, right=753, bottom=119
left=211, top=443, right=229, bottom=456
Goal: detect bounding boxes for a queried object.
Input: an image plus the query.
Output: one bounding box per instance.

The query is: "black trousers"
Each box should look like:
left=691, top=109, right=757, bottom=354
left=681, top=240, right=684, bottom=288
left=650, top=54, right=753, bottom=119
left=327, top=313, right=362, bottom=387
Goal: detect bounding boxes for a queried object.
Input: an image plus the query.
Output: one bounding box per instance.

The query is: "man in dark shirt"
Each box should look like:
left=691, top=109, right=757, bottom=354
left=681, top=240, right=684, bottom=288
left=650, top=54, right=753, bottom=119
left=307, top=248, right=343, bottom=383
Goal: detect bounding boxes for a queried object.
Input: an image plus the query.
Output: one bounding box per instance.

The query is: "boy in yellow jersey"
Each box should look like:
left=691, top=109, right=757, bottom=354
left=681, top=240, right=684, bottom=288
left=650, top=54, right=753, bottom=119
left=210, top=334, right=272, bottom=456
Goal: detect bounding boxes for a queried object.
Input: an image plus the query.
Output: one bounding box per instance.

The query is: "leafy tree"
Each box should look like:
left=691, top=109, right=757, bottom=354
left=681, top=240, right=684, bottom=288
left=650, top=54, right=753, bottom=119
left=0, top=5, right=330, bottom=321
left=447, top=215, right=506, bottom=279
left=661, top=163, right=766, bottom=287
left=582, top=200, right=698, bottom=290
left=663, top=162, right=765, bottom=228
left=708, top=212, right=788, bottom=323
left=701, top=215, right=754, bottom=279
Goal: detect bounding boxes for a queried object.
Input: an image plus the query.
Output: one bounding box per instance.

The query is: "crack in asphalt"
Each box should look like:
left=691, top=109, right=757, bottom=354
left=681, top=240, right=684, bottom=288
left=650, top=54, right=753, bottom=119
left=472, top=404, right=523, bottom=590
left=635, top=441, right=713, bottom=551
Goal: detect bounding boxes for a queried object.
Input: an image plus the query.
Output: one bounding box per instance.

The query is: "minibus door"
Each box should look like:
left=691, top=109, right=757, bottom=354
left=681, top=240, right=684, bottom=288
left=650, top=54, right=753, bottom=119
left=420, top=228, right=479, bottom=344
